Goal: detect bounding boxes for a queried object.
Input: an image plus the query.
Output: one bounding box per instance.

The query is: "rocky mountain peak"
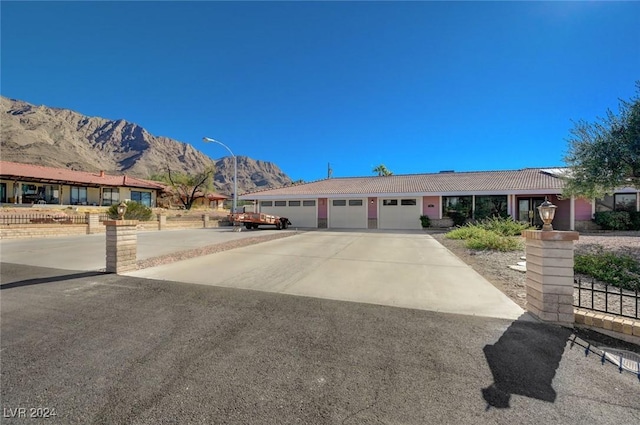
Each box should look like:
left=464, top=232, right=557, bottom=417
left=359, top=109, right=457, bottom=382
left=1, top=96, right=293, bottom=195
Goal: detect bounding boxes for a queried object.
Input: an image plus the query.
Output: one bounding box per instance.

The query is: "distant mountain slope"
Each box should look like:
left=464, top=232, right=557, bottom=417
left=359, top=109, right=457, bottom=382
left=0, top=96, right=292, bottom=194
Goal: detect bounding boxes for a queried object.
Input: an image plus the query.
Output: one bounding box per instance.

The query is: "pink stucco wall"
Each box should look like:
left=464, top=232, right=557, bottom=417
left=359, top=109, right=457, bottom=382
left=318, top=198, right=328, bottom=219
left=575, top=198, right=593, bottom=220
left=423, top=196, right=439, bottom=218
left=368, top=197, right=377, bottom=219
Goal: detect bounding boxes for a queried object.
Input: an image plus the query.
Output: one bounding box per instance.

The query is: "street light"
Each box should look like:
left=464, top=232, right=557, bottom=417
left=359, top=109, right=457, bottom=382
left=202, top=137, right=237, bottom=216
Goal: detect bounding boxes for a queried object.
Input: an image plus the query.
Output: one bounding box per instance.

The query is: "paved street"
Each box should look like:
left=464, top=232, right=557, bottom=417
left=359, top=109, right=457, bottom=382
left=1, top=263, right=639, bottom=424
left=1, top=229, right=639, bottom=424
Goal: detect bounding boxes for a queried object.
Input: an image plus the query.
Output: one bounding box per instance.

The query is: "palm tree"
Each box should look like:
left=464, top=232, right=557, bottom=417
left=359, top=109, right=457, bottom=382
left=372, top=164, right=393, bottom=176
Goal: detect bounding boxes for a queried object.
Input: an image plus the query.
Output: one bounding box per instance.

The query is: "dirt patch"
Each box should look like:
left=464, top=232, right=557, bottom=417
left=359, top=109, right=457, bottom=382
left=428, top=230, right=640, bottom=310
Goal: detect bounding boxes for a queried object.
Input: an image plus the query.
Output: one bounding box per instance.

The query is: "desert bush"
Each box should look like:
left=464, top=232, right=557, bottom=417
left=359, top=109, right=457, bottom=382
left=593, top=211, right=631, bottom=230
left=446, top=226, right=486, bottom=240
left=630, top=211, right=640, bottom=231
left=476, top=217, right=531, bottom=236
left=445, top=220, right=524, bottom=251
left=575, top=247, right=640, bottom=291
left=419, top=215, right=431, bottom=228
left=464, top=230, right=523, bottom=251
left=107, top=201, right=153, bottom=221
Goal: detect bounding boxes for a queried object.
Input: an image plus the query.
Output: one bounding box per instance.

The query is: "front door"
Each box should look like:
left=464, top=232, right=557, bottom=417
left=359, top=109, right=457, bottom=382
left=518, top=198, right=545, bottom=227
left=0, top=183, right=5, bottom=203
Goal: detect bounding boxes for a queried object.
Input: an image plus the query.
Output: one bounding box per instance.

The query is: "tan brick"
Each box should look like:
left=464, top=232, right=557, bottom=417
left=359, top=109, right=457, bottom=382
left=603, top=316, right=615, bottom=331
left=622, top=320, right=634, bottom=335
left=584, top=312, right=596, bottom=326
left=526, top=262, right=574, bottom=277
left=612, top=318, right=625, bottom=333
left=574, top=311, right=586, bottom=324
left=633, top=322, right=640, bottom=337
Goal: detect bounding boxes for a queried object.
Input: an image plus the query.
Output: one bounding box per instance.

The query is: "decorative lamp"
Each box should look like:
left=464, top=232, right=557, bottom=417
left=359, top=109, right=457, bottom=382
left=117, top=201, right=128, bottom=220
left=537, top=198, right=557, bottom=231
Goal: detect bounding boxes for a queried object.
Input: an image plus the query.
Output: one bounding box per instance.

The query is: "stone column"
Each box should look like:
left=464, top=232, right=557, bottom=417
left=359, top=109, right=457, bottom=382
left=522, top=230, right=579, bottom=326
left=158, top=214, right=166, bottom=231
left=104, top=220, right=138, bottom=273
left=86, top=212, right=100, bottom=234
left=202, top=214, right=210, bottom=228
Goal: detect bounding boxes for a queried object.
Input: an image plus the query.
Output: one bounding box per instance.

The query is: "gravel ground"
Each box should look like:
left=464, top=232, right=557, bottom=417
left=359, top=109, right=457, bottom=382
left=430, top=230, right=640, bottom=311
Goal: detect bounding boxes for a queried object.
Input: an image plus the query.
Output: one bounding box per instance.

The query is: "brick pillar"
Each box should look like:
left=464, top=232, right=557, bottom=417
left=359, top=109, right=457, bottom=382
left=86, top=213, right=100, bottom=234
left=522, top=230, right=579, bottom=325
left=104, top=220, right=138, bottom=273
left=202, top=214, right=210, bottom=228
left=158, top=214, right=166, bottom=231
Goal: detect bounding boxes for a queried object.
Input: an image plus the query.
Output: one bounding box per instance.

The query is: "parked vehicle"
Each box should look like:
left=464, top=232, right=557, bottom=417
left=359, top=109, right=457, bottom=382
left=230, top=212, right=292, bottom=230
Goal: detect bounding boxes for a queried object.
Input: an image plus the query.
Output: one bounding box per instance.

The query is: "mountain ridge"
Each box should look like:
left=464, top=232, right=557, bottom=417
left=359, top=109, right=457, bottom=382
left=0, top=96, right=293, bottom=195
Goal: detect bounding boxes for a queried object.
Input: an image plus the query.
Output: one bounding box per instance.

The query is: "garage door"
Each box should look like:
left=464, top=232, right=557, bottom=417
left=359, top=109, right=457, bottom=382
left=260, top=200, right=317, bottom=228
left=378, top=198, right=422, bottom=230
left=329, top=199, right=367, bottom=229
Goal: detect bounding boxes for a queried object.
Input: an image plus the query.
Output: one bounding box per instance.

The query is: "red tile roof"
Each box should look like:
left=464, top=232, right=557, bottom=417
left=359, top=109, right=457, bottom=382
left=240, top=168, right=567, bottom=198
left=0, top=161, right=166, bottom=190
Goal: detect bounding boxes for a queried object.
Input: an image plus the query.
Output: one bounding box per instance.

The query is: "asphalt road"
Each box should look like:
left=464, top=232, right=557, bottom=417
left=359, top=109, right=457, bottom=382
left=1, top=263, right=638, bottom=425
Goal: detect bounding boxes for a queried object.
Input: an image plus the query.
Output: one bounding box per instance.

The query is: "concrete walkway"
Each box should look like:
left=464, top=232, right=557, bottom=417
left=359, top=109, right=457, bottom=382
left=128, top=230, right=525, bottom=320
left=0, top=228, right=296, bottom=271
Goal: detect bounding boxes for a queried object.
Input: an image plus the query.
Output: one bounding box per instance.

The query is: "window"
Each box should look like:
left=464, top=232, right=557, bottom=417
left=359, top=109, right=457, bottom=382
left=596, top=193, right=638, bottom=212
left=383, top=199, right=398, bottom=206
left=475, top=195, right=508, bottom=220
left=349, top=199, right=363, bottom=206
left=131, top=191, right=152, bottom=207
left=289, top=200, right=301, bottom=207
left=443, top=196, right=472, bottom=218
left=102, top=188, right=120, bottom=206
left=615, top=193, right=637, bottom=212
left=302, top=200, right=316, bottom=207
left=332, top=200, right=346, bottom=206
left=274, top=201, right=286, bottom=207
left=260, top=201, right=273, bottom=207
left=70, top=186, right=88, bottom=205
left=401, top=199, right=417, bottom=206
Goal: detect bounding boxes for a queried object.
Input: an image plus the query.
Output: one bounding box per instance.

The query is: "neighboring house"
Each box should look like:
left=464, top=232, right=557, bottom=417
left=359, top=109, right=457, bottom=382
left=0, top=161, right=166, bottom=207
left=239, top=168, right=640, bottom=231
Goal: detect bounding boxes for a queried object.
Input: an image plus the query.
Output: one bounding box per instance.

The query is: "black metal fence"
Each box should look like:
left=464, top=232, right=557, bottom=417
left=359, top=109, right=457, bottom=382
left=0, top=214, right=110, bottom=225
left=574, top=277, right=639, bottom=320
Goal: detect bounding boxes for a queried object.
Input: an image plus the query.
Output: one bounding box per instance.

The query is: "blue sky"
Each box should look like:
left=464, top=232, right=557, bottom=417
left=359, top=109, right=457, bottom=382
left=1, top=1, right=638, bottom=182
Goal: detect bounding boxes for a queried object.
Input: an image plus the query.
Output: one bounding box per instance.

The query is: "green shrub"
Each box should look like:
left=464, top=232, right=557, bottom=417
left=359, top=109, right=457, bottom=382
left=464, top=231, right=523, bottom=251
left=445, top=221, right=524, bottom=251
left=107, top=201, right=153, bottom=221
left=575, top=247, right=640, bottom=291
left=419, top=215, right=431, bottom=228
left=446, top=226, right=487, bottom=240
left=593, top=211, right=632, bottom=230
left=630, top=211, right=640, bottom=231
left=476, top=217, right=531, bottom=236
left=448, top=211, right=467, bottom=227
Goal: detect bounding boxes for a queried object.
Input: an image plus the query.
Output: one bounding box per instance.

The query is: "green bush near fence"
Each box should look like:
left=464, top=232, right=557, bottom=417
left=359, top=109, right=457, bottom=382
left=107, top=201, right=153, bottom=221
left=575, top=247, right=640, bottom=291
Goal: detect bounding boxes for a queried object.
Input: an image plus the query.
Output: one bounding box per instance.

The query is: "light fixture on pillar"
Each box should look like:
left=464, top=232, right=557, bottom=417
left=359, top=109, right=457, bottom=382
left=117, top=201, right=128, bottom=220
left=537, top=198, right=557, bottom=231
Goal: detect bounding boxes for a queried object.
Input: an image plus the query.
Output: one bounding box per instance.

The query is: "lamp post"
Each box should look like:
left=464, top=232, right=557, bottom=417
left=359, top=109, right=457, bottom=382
left=202, top=137, right=237, bottom=216
left=117, top=201, right=128, bottom=220
left=537, top=198, right=557, bottom=231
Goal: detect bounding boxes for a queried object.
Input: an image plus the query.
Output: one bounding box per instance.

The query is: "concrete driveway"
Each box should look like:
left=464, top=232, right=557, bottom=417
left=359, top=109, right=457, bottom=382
left=128, top=230, right=524, bottom=320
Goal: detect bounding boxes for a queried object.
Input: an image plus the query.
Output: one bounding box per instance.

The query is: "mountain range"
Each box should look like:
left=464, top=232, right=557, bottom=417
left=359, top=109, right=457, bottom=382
left=0, top=96, right=293, bottom=195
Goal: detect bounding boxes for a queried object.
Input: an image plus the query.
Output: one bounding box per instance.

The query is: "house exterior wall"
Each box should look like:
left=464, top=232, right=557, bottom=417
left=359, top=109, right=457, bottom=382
left=550, top=194, right=571, bottom=231
left=575, top=198, right=593, bottom=220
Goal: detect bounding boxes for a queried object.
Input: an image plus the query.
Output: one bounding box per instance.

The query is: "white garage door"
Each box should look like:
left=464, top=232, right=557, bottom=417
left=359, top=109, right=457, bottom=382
left=329, top=199, right=367, bottom=229
left=260, top=200, right=317, bottom=228
left=378, top=198, right=422, bottom=230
